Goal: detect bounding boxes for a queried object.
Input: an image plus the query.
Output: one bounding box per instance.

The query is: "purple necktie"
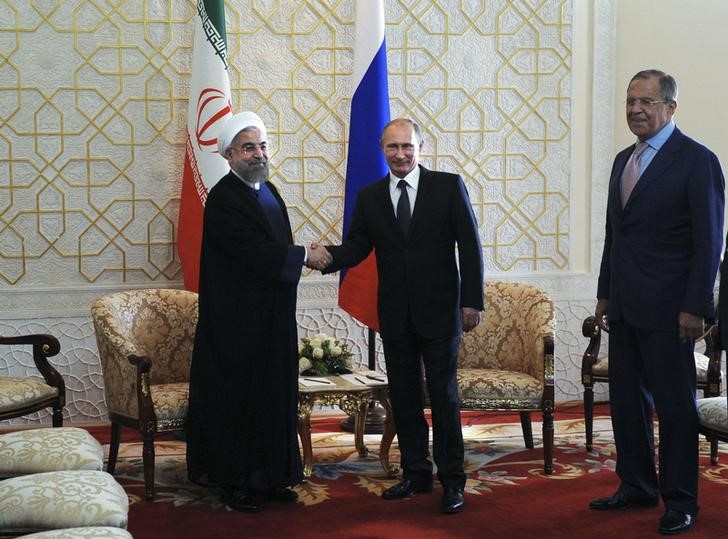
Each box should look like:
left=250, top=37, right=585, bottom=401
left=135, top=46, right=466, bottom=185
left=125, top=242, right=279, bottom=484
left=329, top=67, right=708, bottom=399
left=621, top=141, right=648, bottom=208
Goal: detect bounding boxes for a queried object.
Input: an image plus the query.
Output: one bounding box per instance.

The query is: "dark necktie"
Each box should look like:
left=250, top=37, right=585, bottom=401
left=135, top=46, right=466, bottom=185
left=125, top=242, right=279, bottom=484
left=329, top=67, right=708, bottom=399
left=396, top=179, right=411, bottom=234
left=621, top=141, right=648, bottom=208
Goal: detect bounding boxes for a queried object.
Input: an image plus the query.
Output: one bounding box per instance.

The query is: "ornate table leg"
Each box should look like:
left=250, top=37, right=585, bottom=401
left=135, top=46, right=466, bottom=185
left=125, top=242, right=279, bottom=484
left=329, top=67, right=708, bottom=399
left=297, top=394, right=315, bottom=478
left=378, top=388, right=399, bottom=476
left=354, top=398, right=369, bottom=458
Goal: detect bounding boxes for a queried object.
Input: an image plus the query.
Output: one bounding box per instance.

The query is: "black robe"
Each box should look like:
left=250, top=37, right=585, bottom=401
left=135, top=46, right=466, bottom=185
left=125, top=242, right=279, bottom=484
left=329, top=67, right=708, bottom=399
left=186, top=172, right=305, bottom=491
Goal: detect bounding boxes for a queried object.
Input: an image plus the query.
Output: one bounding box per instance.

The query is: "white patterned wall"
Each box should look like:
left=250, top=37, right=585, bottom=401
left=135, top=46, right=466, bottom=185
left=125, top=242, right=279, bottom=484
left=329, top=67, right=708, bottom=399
left=0, top=0, right=617, bottom=425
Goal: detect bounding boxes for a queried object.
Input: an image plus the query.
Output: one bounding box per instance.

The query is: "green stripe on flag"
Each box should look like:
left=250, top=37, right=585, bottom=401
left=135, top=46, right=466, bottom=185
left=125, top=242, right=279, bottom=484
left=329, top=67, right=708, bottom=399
left=198, top=0, right=228, bottom=68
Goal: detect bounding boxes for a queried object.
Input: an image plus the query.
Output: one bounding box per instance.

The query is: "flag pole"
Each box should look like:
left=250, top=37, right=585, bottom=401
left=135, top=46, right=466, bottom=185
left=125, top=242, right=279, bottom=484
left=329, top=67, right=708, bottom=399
left=340, top=327, right=386, bottom=434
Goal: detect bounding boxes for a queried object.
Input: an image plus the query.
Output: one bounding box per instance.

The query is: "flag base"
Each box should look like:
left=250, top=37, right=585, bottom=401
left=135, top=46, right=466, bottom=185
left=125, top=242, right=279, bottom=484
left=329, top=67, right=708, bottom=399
left=339, top=401, right=387, bottom=434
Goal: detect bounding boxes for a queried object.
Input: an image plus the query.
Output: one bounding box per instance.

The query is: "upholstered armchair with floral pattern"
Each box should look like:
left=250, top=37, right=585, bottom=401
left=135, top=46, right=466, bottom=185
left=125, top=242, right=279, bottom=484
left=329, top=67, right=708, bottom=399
left=457, top=281, right=555, bottom=474
left=697, top=394, right=727, bottom=464
left=581, top=316, right=723, bottom=462
left=91, top=288, right=198, bottom=500
left=0, top=334, right=65, bottom=426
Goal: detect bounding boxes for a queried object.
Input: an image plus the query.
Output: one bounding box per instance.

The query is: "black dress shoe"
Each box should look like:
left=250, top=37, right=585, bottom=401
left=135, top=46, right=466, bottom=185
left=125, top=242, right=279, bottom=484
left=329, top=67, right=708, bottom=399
left=441, top=487, right=465, bottom=514
left=589, top=491, right=659, bottom=510
left=222, top=489, right=265, bottom=512
left=266, top=486, right=299, bottom=503
left=659, top=510, right=694, bottom=535
left=381, top=479, right=433, bottom=500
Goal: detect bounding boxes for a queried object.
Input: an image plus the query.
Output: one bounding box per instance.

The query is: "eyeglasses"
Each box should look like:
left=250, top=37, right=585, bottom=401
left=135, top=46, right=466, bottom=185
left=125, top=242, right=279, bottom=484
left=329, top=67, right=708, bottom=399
left=230, top=142, right=267, bottom=155
left=625, top=98, right=669, bottom=108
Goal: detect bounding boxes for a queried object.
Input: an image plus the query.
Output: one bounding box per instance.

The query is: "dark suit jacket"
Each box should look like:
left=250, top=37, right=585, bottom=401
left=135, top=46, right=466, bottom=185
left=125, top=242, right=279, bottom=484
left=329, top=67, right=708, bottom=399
left=718, top=253, right=728, bottom=349
left=325, top=166, right=484, bottom=339
left=597, top=127, right=725, bottom=331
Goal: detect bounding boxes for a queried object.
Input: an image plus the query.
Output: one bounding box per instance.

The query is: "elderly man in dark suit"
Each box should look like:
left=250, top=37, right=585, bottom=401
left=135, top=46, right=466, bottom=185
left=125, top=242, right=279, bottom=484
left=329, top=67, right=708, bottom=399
left=320, top=118, right=484, bottom=514
left=591, top=70, right=725, bottom=535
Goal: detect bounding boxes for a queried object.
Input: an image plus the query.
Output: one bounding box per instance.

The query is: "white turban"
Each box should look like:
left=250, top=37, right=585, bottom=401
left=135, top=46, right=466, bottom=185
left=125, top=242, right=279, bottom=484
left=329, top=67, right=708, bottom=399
left=216, top=111, right=267, bottom=154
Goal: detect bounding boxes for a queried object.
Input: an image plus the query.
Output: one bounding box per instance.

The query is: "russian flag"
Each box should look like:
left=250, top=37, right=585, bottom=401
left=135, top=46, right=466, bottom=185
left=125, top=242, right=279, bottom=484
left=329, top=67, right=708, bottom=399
left=338, top=0, right=390, bottom=332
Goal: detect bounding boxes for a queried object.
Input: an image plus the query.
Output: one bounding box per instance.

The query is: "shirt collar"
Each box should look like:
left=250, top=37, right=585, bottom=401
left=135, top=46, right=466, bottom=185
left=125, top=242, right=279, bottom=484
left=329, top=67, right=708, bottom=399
left=389, top=165, right=421, bottom=191
left=230, top=169, right=260, bottom=190
left=640, top=120, right=675, bottom=152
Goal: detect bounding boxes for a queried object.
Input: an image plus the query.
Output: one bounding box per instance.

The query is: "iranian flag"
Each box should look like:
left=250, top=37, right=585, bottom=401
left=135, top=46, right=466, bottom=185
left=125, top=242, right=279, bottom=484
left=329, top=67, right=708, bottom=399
left=177, top=0, right=232, bottom=292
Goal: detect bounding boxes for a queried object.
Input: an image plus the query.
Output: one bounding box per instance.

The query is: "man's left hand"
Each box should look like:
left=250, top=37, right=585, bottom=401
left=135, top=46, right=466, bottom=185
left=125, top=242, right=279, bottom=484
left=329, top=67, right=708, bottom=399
left=678, top=311, right=704, bottom=343
left=461, top=307, right=481, bottom=332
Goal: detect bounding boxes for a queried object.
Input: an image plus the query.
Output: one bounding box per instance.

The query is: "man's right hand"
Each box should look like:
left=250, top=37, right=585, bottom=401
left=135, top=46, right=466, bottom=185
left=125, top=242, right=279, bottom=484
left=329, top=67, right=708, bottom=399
left=595, top=298, right=609, bottom=331
left=306, top=242, right=332, bottom=271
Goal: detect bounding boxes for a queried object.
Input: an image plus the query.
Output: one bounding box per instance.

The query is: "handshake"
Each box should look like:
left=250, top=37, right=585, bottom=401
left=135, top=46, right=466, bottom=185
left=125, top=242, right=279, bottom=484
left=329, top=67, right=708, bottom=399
left=305, top=242, right=332, bottom=271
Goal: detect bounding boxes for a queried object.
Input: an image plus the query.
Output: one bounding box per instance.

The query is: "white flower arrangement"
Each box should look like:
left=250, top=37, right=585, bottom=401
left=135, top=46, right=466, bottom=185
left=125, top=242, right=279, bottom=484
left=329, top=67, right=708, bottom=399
left=298, top=333, right=353, bottom=375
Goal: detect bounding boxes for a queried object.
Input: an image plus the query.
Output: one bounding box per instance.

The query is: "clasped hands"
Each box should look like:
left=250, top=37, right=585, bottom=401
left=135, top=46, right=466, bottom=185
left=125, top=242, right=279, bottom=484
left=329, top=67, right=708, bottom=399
left=306, top=242, right=332, bottom=271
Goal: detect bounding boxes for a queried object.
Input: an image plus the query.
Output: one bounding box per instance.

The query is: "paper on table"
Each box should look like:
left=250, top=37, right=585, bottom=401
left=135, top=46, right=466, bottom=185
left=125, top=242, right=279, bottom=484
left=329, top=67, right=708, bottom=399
left=340, top=373, right=370, bottom=386
left=339, top=372, right=388, bottom=386
left=363, top=371, right=388, bottom=384
left=299, top=377, right=334, bottom=387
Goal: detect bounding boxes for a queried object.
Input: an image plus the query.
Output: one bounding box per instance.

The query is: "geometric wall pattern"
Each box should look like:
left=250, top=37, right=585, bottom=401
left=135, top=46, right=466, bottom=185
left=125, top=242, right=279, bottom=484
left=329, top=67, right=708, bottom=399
left=0, top=0, right=578, bottom=424
left=0, top=0, right=571, bottom=287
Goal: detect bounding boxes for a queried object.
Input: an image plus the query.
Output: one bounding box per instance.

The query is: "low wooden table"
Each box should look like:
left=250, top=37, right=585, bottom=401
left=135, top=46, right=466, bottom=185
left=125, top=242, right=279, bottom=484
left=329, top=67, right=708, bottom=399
left=297, top=373, right=398, bottom=478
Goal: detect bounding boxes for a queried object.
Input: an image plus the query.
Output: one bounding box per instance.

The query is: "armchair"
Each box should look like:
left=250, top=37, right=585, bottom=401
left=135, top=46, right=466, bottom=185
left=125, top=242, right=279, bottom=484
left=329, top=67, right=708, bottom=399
left=581, top=316, right=722, bottom=461
left=0, top=334, right=65, bottom=426
left=457, top=281, right=555, bottom=474
left=91, top=288, right=198, bottom=500
left=697, top=394, right=727, bottom=464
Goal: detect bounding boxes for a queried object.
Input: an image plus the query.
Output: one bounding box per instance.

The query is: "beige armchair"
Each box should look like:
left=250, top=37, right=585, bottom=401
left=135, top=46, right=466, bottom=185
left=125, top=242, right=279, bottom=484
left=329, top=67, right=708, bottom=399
left=0, top=334, right=65, bottom=426
left=457, top=281, right=555, bottom=474
left=697, top=395, right=727, bottom=464
left=581, top=316, right=723, bottom=462
left=91, top=288, right=198, bottom=500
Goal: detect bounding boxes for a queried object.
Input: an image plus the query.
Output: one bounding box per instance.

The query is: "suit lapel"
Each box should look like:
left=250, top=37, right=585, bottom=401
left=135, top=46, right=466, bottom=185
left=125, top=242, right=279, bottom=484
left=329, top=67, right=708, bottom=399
left=373, top=173, right=401, bottom=235
left=609, top=150, right=630, bottom=224
left=625, top=129, right=683, bottom=207
left=409, top=165, right=432, bottom=237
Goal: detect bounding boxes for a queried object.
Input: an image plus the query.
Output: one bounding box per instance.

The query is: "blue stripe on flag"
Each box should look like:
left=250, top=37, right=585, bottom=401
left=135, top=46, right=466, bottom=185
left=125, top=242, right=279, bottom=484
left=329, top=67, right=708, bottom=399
left=342, top=40, right=390, bottom=239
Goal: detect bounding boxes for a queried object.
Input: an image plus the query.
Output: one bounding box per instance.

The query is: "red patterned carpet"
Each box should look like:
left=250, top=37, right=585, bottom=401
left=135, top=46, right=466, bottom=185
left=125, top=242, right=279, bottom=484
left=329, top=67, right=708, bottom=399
left=101, top=405, right=726, bottom=539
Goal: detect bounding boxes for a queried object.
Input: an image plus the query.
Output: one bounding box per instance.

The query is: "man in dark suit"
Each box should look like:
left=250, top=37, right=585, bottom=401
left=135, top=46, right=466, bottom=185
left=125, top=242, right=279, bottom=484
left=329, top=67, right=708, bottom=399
left=591, top=70, right=725, bottom=535
left=321, top=118, right=484, bottom=514
left=186, top=112, right=330, bottom=513
left=719, top=252, right=728, bottom=351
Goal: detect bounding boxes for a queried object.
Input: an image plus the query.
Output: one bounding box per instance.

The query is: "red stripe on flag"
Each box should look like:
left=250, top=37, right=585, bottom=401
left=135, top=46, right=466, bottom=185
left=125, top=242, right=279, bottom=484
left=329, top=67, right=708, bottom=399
left=177, top=137, right=207, bottom=292
left=338, top=252, right=379, bottom=332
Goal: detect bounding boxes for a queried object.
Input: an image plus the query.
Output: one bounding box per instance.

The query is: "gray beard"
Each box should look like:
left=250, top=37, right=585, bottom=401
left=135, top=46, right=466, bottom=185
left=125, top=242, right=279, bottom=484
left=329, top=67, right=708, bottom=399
left=234, top=162, right=268, bottom=184
left=247, top=167, right=268, bottom=184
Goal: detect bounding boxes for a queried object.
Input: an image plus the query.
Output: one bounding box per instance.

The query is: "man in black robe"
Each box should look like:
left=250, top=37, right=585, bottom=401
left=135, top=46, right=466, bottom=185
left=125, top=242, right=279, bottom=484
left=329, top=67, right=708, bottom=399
left=186, top=111, right=331, bottom=512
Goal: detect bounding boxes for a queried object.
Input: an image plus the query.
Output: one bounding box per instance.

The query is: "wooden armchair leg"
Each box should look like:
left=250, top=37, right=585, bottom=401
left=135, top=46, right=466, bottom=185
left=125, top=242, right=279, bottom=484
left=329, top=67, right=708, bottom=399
left=142, top=432, right=156, bottom=500
left=584, top=387, right=594, bottom=452
left=543, top=409, right=554, bottom=475
left=107, top=422, right=121, bottom=474
left=519, top=411, right=534, bottom=449
left=52, top=405, right=63, bottom=427
left=709, top=437, right=719, bottom=465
